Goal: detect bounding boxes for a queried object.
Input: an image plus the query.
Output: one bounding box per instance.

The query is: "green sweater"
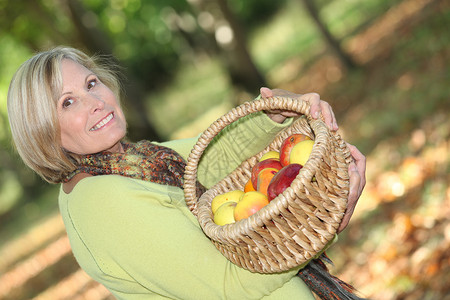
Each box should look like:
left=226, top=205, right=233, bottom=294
left=59, top=112, right=315, bottom=299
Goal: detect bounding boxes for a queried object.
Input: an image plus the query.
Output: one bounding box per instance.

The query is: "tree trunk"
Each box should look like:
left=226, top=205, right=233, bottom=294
left=301, top=0, right=358, bottom=69
left=216, top=0, right=267, bottom=93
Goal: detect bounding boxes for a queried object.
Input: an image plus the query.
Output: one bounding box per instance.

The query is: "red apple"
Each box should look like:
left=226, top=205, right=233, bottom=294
left=267, top=164, right=303, bottom=201
left=251, top=158, right=282, bottom=189
left=279, top=134, right=311, bottom=166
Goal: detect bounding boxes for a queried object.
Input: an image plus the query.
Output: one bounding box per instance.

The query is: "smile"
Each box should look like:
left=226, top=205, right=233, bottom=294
left=90, top=113, right=114, bottom=131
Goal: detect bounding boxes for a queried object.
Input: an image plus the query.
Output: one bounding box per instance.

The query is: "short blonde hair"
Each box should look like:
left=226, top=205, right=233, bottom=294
left=7, top=47, right=123, bottom=183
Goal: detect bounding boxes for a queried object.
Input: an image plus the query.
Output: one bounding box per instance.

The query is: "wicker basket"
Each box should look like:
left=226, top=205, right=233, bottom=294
left=184, top=96, right=352, bottom=273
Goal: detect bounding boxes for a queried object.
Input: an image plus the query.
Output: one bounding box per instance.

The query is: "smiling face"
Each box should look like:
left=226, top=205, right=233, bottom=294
left=58, top=59, right=127, bottom=155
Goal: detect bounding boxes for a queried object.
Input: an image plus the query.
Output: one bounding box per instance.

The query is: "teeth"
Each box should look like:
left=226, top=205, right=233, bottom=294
left=90, top=113, right=113, bottom=131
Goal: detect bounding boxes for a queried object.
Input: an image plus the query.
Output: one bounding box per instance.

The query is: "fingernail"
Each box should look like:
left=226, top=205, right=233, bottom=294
left=349, top=162, right=357, bottom=171
left=314, top=111, right=319, bottom=118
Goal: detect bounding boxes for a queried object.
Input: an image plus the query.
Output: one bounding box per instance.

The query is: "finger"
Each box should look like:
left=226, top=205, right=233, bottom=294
left=337, top=213, right=350, bottom=233
left=337, top=208, right=352, bottom=233
left=319, top=101, right=338, bottom=131
left=348, top=161, right=361, bottom=200
left=339, top=162, right=361, bottom=232
left=327, top=102, right=338, bottom=130
left=338, top=149, right=365, bottom=233
left=271, top=88, right=299, bottom=98
left=260, top=87, right=273, bottom=98
left=347, top=143, right=365, bottom=162
left=347, top=143, right=366, bottom=193
left=301, top=93, right=321, bottom=119
left=337, top=163, right=360, bottom=233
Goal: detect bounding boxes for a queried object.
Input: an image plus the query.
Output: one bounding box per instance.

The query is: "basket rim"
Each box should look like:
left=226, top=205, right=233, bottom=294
left=185, top=96, right=314, bottom=214
left=196, top=116, right=338, bottom=242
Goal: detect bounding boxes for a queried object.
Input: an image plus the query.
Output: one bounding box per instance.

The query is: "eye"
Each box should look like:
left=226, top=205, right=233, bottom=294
left=62, top=98, right=74, bottom=108
left=87, top=78, right=97, bottom=90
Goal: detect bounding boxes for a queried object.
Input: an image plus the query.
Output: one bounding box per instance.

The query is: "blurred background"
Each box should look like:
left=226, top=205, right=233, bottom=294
left=0, top=0, right=448, bottom=299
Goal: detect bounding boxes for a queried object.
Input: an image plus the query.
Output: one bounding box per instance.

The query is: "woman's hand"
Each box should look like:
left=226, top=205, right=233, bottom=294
left=337, top=143, right=366, bottom=233
left=260, top=87, right=339, bottom=131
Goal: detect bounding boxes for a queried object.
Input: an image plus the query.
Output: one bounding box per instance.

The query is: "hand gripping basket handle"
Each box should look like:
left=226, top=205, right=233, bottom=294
left=184, top=96, right=326, bottom=216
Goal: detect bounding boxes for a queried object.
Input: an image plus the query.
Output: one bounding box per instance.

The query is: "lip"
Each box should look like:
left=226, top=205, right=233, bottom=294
left=90, top=112, right=114, bottom=131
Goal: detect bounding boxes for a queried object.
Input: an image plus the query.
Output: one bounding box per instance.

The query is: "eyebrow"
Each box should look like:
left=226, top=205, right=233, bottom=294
left=59, top=73, right=96, bottom=99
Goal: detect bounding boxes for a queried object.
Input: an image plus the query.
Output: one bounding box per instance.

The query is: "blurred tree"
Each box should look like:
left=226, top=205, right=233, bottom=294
left=64, top=0, right=162, bottom=142
left=0, top=2, right=64, bottom=221
left=215, top=0, right=267, bottom=93
left=181, top=0, right=286, bottom=103
left=300, top=0, right=358, bottom=69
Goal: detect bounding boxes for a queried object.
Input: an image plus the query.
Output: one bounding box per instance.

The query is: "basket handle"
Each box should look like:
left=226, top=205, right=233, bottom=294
left=184, top=96, right=328, bottom=215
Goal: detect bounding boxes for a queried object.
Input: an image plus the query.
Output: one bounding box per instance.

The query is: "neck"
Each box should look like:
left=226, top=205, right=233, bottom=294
left=104, top=141, right=125, bottom=154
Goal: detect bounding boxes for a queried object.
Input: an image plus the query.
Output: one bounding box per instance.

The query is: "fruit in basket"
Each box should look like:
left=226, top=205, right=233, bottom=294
left=244, top=178, right=256, bottom=192
left=259, top=150, right=280, bottom=162
left=251, top=158, right=283, bottom=189
left=213, top=202, right=237, bottom=225
left=211, top=190, right=245, bottom=214
left=279, top=134, right=311, bottom=166
left=256, top=168, right=278, bottom=196
left=234, top=191, right=269, bottom=221
left=289, top=139, right=314, bottom=166
left=267, top=164, right=303, bottom=201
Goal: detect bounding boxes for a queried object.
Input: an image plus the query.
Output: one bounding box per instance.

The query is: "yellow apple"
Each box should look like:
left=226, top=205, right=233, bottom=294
left=234, top=191, right=269, bottom=221
left=259, top=150, right=280, bottom=162
left=279, top=134, right=311, bottom=166
left=211, top=190, right=245, bottom=214
left=289, top=139, right=314, bottom=166
left=213, top=202, right=237, bottom=225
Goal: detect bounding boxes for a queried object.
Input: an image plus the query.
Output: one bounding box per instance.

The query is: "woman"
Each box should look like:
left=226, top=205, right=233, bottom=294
left=7, top=47, right=366, bottom=299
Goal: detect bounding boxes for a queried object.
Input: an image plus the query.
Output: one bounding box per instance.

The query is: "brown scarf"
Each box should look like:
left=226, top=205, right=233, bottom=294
left=64, top=140, right=205, bottom=195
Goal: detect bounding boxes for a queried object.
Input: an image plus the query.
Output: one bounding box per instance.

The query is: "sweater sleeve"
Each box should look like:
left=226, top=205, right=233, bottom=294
left=159, top=111, right=293, bottom=188
left=64, top=176, right=314, bottom=299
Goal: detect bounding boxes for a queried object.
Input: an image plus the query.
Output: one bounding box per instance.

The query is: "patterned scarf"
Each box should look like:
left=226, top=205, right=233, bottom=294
left=64, top=140, right=205, bottom=196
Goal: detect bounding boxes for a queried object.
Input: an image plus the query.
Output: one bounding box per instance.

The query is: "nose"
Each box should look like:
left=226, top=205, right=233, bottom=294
left=86, top=93, right=105, bottom=114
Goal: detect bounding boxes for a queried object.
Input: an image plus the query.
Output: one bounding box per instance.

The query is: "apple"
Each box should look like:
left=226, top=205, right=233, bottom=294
left=234, top=191, right=269, bottom=221
left=211, top=190, right=245, bottom=214
left=259, top=150, right=280, bottom=162
left=256, top=167, right=278, bottom=197
left=213, top=202, right=237, bottom=225
left=251, top=158, right=283, bottom=189
left=267, top=164, right=303, bottom=201
left=289, top=139, right=314, bottom=166
left=279, top=134, right=311, bottom=166
left=244, top=178, right=256, bottom=192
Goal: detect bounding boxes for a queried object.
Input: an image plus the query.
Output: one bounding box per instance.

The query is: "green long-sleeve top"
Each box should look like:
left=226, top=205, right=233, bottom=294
left=58, top=112, right=316, bottom=299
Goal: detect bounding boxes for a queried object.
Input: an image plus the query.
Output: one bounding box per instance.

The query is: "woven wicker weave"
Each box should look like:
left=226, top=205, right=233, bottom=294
left=184, top=96, right=352, bottom=273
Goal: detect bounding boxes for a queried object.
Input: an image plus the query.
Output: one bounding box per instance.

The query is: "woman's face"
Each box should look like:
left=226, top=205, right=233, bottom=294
left=57, top=59, right=127, bottom=155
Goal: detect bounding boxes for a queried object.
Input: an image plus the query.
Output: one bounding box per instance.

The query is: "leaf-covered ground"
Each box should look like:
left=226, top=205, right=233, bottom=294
left=275, top=0, right=449, bottom=298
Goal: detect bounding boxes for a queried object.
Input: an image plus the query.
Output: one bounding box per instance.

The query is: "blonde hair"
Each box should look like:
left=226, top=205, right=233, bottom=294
left=7, top=47, right=123, bottom=183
